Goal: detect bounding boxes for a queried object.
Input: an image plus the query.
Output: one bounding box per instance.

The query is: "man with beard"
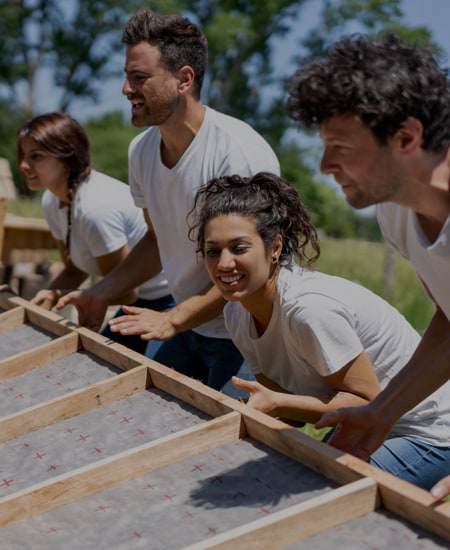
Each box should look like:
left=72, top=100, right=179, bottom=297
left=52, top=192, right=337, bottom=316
left=285, top=32, right=450, bottom=498
left=58, top=9, right=280, bottom=396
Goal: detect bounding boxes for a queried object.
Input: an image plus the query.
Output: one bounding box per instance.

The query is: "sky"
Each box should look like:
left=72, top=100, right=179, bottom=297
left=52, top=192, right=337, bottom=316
left=51, top=0, right=450, bottom=122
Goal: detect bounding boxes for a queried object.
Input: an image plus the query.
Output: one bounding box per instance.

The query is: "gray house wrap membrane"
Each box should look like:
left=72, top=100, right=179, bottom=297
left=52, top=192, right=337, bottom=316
left=0, top=294, right=448, bottom=549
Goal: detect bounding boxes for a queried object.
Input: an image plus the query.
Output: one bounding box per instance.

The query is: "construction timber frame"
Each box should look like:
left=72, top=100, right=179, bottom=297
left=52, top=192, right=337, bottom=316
left=0, top=291, right=448, bottom=549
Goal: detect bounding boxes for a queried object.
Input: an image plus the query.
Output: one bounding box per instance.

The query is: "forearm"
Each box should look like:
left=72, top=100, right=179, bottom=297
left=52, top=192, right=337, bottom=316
left=167, top=284, right=225, bottom=333
left=272, top=391, right=370, bottom=424
left=367, top=308, right=450, bottom=425
left=88, top=232, right=162, bottom=303
left=48, top=268, right=88, bottom=292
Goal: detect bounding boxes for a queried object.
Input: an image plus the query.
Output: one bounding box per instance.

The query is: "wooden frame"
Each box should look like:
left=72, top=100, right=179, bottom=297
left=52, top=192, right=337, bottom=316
left=0, top=292, right=448, bottom=548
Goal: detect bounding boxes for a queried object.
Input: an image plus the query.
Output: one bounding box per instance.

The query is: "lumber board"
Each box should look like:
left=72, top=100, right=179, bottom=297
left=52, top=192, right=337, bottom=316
left=184, top=477, right=378, bottom=549
left=0, top=296, right=448, bottom=548
left=0, top=365, right=149, bottom=443
left=0, top=305, right=25, bottom=333
left=0, top=332, right=79, bottom=379
left=0, top=412, right=242, bottom=527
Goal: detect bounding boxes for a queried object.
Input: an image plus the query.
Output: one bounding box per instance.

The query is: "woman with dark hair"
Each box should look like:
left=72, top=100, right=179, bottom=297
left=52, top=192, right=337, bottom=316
left=17, top=111, right=174, bottom=355
left=190, top=171, right=450, bottom=490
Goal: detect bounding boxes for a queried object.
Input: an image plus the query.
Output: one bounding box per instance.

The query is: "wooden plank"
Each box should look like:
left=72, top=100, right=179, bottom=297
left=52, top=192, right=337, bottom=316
left=76, top=328, right=149, bottom=371
left=23, top=303, right=76, bottom=336
left=240, top=411, right=450, bottom=541
left=2, top=213, right=55, bottom=265
left=0, top=365, right=150, bottom=443
left=235, top=406, right=363, bottom=486
left=375, top=479, right=450, bottom=542
left=185, top=477, right=378, bottom=550
left=148, top=360, right=242, bottom=420
left=0, top=332, right=79, bottom=380
left=0, top=411, right=242, bottom=528
left=0, top=291, right=20, bottom=311
left=0, top=306, right=26, bottom=333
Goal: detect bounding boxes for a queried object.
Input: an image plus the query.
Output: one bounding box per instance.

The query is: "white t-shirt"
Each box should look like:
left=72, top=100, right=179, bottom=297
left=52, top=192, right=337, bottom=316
left=128, top=106, right=280, bottom=338
left=225, top=265, right=450, bottom=445
left=42, top=170, right=169, bottom=301
left=377, top=202, right=450, bottom=321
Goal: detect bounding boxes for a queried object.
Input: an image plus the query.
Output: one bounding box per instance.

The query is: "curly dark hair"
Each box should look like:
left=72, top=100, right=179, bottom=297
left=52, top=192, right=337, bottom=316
left=189, top=172, right=320, bottom=267
left=122, top=9, right=208, bottom=97
left=286, top=33, right=450, bottom=151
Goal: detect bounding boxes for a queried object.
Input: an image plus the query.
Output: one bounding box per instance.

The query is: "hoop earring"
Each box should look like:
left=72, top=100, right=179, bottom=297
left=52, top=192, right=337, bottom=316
left=272, top=256, right=278, bottom=264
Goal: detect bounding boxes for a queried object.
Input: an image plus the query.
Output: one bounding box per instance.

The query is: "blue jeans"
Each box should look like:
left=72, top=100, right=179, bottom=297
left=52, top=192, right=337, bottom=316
left=101, top=294, right=175, bottom=356
left=152, top=330, right=255, bottom=399
left=322, top=430, right=450, bottom=490
left=369, top=435, right=450, bottom=490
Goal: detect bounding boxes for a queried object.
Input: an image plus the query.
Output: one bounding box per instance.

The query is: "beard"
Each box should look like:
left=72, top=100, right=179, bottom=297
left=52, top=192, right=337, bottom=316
left=130, top=92, right=179, bottom=128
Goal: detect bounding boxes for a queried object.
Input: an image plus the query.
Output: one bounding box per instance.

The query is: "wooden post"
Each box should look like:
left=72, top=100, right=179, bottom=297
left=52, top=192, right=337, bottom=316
left=0, top=158, right=16, bottom=262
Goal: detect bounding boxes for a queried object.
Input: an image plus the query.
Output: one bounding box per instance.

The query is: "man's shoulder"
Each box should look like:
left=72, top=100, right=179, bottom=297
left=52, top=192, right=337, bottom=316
left=129, top=127, right=159, bottom=153
left=205, top=107, right=258, bottom=134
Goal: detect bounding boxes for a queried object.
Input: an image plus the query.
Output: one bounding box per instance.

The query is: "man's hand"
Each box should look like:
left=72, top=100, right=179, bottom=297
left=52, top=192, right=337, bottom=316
left=31, top=289, right=59, bottom=310
left=56, top=289, right=108, bottom=332
left=108, top=305, right=177, bottom=341
left=314, top=404, right=393, bottom=461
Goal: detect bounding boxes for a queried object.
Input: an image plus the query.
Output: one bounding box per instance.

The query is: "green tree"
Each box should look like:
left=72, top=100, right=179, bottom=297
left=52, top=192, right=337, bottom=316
left=85, top=111, right=141, bottom=183
left=0, top=0, right=142, bottom=115
left=1, top=0, right=444, bottom=238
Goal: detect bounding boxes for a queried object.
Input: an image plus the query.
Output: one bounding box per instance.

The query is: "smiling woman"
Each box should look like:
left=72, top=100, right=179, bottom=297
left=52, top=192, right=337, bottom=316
left=16, top=111, right=173, bottom=354
left=189, top=171, right=450, bottom=491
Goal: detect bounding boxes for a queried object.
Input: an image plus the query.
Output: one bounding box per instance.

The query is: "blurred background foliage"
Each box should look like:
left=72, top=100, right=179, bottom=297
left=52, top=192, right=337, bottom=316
left=0, top=0, right=444, bottom=331
left=1, top=0, right=445, bottom=241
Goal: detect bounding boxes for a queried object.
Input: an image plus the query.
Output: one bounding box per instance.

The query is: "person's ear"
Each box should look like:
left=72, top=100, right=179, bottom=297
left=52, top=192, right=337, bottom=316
left=392, top=116, right=423, bottom=154
left=177, top=66, right=195, bottom=93
left=271, top=234, right=283, bottom=262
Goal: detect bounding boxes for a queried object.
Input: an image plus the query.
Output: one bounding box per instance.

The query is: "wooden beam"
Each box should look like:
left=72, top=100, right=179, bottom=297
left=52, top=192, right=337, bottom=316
left=76, top=328, right=149, bottom=372
left=0, top=411, right=242, bottom=528
left=0, top=365, right=150, bottom=443
left=185, top=477, right=378, bottom=550
left=0, top=306, right=26, bottom=333
left=0, top=332, right=79, bottom=380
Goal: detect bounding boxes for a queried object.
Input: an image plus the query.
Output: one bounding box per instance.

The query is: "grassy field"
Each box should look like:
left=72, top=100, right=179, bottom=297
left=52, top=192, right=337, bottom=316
left=8, top=197, right=435, bottom=334
left=315, top=237, right=434, bottom=335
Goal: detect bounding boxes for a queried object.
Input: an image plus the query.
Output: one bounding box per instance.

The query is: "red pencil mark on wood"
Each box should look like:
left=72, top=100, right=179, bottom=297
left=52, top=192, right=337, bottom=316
left=33, top=452, right=47, bottom=459
left=0, top=479, right=14, bottom=488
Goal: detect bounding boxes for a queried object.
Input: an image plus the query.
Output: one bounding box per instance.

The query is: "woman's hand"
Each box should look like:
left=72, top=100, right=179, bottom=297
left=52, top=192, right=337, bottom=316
left=231, top=376, right=279, bottom=415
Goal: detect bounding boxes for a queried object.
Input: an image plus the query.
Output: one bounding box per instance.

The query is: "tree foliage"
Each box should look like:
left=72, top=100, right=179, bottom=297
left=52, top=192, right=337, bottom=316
left=0, top=0, right=445, bottom=239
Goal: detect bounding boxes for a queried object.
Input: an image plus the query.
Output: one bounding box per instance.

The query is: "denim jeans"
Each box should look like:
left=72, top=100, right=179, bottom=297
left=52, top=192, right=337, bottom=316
left=101, top=294, right=176, bottom=356
left=369, top=435, right=450, bottom=490
left=152, top=330, right=255, bottom=399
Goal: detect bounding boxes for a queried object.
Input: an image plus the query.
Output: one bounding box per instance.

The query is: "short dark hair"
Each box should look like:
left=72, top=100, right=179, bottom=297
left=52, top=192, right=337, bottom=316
left=122, top=9, right=208, bottom=97
left=190, top=172, right=320, bottom=267
left=286, top=33, right=450, bottom=151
